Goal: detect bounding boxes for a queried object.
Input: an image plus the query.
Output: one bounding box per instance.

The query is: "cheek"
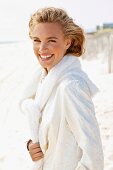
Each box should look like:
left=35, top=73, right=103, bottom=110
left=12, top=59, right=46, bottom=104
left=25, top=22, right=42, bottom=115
left=51, top=44, right=63, bottom=53
left=33, top=45, right=39, bottom=54
left=56, top=44, right=67, bottom=55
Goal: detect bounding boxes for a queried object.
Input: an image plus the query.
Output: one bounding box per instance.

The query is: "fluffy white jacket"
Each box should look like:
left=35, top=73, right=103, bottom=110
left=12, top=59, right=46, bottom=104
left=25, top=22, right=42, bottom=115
left=22, top=55, right=104, bottom=170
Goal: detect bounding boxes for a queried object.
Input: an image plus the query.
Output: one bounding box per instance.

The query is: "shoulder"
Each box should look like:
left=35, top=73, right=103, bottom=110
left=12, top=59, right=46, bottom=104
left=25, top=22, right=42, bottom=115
left=58, top=75, right=91, bottom=98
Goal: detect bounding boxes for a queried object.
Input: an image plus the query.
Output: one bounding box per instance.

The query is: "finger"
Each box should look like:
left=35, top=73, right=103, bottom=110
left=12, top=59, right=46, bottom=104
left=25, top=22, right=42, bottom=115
left=31, top=153, right=44, bottom=161
left=29, top=147, right=43, bottom=154
left=29, top=143, right=40, bottom=148
left=29, top=151, right=43, bottom=157
left=32, top=155, right=43, bottom=161
left=29, top=149, right=44, bottom=156
left=30, top=151, right=44, bottom=161
left=29, top=143, right=41, bottom=150
left=32, top=152, right=44, bottom=158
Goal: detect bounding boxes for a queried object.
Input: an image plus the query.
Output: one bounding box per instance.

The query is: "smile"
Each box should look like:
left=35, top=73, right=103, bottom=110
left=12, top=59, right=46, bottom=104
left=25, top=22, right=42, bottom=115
left=40, top=54, right=53, bottom=60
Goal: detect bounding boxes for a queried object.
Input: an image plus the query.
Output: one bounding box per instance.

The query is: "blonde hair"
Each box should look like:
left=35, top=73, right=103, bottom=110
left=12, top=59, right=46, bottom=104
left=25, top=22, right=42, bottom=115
left=29, top=7, right=85, bottom=56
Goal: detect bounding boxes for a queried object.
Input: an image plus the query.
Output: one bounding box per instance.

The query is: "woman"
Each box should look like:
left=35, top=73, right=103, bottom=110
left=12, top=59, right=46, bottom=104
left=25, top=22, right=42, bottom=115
left=22, top=7, right=104, bottom=170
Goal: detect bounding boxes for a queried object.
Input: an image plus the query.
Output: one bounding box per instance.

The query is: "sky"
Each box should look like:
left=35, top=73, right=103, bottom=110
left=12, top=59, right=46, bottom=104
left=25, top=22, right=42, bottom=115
left=0, top=0, right=113, bottom=41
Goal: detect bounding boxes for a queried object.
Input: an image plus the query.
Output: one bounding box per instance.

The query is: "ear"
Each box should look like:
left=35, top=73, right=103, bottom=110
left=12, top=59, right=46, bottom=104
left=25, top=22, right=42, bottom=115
left=65, top=38, right=71, bottom=50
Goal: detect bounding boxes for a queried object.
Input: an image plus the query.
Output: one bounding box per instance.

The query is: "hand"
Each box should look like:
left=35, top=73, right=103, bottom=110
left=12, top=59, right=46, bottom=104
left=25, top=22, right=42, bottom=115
left=28, top=141, right=44, bottom=161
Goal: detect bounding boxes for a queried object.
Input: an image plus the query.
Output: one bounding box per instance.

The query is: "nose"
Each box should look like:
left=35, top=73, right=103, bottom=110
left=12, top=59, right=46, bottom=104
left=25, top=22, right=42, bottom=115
left=39, top=42, right=48, bottom=53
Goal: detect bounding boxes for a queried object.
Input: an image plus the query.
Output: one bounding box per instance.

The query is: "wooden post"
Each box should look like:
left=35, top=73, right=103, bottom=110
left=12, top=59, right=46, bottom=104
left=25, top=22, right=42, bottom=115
left=108, top=33, right=111, bottom=73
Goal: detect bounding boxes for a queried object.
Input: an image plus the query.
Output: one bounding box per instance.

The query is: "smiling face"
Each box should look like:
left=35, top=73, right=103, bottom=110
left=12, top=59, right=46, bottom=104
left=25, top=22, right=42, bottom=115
left=30, top=22, right=71, bottom=71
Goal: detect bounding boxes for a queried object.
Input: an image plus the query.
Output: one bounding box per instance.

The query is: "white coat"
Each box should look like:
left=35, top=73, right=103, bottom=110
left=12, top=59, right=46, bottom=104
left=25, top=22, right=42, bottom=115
left=22, top=55, right=104, bottom=170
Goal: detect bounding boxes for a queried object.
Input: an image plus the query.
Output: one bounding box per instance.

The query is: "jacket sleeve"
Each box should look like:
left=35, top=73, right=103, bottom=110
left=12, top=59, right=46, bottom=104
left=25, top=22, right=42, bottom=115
left=62, top=78, right=104, bottom=170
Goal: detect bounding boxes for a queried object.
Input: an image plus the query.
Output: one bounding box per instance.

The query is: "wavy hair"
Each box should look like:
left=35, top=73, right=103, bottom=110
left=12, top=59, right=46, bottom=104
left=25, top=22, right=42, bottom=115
left=29, top=7, right=85, bottom=56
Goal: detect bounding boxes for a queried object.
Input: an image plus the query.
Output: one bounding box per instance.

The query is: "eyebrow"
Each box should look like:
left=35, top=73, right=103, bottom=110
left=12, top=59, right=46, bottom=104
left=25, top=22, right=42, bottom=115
left=47, top=37, right=58, bottom=40
left=31, top=36, right=58, bottom=40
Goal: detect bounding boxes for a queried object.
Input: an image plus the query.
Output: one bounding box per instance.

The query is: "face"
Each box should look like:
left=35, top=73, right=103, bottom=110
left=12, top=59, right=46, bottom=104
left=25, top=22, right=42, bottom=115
left=30, top=22, right=71, bottom=71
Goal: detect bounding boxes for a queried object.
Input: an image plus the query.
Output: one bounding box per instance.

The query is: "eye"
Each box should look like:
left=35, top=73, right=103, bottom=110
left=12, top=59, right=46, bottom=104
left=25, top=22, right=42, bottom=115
left=33, top=39, right=41, bottom=42
left=49, top=39, right=56, bottom=43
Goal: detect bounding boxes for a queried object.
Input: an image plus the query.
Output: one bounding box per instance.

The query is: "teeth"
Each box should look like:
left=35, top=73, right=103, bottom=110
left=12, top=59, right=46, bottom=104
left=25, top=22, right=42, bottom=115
left=40, top=55, right=52, bottom=59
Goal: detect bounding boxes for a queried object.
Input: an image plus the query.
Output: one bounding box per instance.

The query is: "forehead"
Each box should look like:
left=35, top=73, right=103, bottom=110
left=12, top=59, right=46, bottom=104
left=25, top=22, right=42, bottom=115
left=31, top=22, right=64, bottom=38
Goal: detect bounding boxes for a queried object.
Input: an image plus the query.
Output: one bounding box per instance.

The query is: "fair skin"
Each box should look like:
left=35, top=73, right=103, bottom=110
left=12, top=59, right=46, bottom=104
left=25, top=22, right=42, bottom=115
left=28, top=22, right=71, bottom=161
left=28, top=141, right=44, bottom=161
left=31, top=22, right=71, bottom=72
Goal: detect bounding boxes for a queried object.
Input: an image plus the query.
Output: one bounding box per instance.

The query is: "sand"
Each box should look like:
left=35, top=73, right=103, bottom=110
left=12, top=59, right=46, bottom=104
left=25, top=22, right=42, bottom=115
left=0, top=42, right=113, bottom=170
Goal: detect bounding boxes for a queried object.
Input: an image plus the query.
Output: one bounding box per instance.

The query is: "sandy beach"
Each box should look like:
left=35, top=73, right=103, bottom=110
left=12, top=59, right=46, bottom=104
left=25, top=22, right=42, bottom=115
left=0, top=42, right=113, bottom=170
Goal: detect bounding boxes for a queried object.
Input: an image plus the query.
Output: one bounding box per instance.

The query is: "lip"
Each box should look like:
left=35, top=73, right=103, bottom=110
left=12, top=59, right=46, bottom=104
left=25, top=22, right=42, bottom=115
left=39, top=54, right=54, bottom=61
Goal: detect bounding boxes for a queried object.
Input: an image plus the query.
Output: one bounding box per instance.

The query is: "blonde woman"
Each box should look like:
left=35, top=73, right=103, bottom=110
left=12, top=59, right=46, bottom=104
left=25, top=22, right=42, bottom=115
left=22, top=7, right=104, bottom=170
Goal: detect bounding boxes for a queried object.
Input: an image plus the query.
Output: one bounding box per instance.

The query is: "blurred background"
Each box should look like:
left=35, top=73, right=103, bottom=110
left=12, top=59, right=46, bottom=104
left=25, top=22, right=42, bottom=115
left=0, top=0, right=113, bottom=170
